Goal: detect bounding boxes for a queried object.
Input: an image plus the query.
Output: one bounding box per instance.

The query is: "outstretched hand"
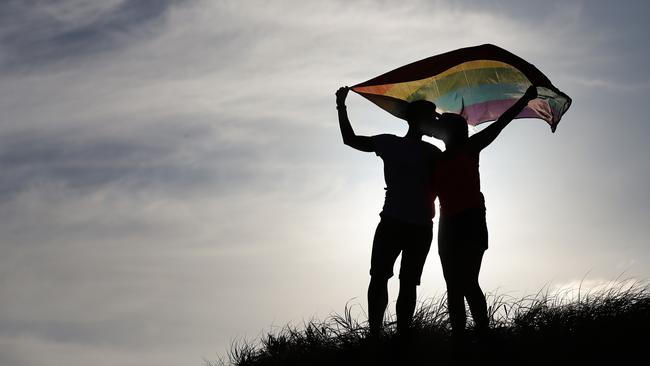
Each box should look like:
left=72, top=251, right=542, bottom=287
left=469, top=84, right=539, bottom=152
left=336, top=86, right=350, bottom=107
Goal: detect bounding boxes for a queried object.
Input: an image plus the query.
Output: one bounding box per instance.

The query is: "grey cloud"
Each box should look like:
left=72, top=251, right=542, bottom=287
left=0, top=0, right=188, bottom=72
left=0, top=110, right=335, bottom=203
left=0, top=120, right=207, bottom=200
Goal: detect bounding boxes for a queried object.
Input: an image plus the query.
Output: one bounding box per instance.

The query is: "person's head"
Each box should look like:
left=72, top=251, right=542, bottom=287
left=433, top=113, right=469, bottom=147
left=405, top=100, right=439, bottom=136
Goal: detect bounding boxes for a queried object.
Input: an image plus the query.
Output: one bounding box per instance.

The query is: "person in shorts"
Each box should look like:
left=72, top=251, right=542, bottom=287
left=336, top=86, right=442, bottom=337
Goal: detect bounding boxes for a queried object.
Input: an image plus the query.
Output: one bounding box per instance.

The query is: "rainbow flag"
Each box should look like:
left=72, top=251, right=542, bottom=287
left=351, top=44, right=571, bottom=132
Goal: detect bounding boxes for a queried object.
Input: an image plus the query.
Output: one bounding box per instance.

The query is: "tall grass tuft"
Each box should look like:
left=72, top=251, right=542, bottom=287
left=211, top=279, right=650, bottom=366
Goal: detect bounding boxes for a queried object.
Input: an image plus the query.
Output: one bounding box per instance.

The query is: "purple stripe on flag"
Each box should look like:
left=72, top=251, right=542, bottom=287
left=461, top=98, right=554, bottom=128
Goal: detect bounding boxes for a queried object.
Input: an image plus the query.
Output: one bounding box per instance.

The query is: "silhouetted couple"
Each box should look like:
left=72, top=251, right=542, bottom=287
left=336, top=85, right=537, bottom=348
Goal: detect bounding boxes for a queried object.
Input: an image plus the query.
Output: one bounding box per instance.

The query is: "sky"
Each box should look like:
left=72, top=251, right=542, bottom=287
left=1, top=0, right=649, bottom=365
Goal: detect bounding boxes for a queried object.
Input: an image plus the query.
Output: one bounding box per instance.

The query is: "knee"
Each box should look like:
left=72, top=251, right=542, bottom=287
left=445, top=278, right=463, bottom=294
left=399, top=278, right=417, bottom=290
left=369, top=276, right=388, bottom=289
left=398, top=280, right=417, bottom=297
left=446, top=285, right=463, bottom=300
left=458, top=272, right=479, bottom=289
left=461, top=280, right=481, bottom=293
left=463, top=281, right=482, bottom=296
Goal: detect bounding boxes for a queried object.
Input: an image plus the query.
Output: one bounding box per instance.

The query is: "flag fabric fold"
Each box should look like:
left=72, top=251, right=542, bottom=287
left=351, top=44, right=571, bottom=132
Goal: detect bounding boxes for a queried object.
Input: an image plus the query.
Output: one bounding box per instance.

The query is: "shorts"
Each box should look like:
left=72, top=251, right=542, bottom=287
left=438, top=208, right=488, bottom=256
left=370, top=214, right=433, bottom=285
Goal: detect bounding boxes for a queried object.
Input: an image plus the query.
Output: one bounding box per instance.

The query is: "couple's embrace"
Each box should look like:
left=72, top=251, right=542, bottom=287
left=336, top=85, right=537, bottom=346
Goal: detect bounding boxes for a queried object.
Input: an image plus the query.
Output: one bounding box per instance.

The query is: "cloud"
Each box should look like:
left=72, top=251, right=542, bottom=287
left=0, top=0, right=187, bottom=73
left=1, top=1, right=649, bottom=365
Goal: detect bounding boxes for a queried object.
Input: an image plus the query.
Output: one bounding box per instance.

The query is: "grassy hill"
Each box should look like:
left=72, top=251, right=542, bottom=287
left=212, top=280, right=649, bottom=366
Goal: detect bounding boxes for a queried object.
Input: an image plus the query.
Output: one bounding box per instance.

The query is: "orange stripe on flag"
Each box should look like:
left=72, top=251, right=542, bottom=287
left=352, top=84, right=393, bottom=96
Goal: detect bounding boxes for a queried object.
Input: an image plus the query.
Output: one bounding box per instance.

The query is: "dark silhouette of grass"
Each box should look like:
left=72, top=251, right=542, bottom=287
left=211, top=279, right=649, bottom=366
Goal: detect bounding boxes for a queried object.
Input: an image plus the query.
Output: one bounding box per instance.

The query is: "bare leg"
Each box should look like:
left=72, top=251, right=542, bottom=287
left=368, top=276, right=389, bottom=336
left=466, top=285, right=488, bottom=333
left=465, top=250, right=488, bottom=336
left=441, top=253, right=466, bottom=340
left=396, top=279, right=417, bottom=335
left=447, top=284, right=467, bottom=339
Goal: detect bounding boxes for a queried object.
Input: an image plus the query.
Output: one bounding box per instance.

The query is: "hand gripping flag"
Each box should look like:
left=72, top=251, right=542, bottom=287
left=351, top=44, right=571, bottom=132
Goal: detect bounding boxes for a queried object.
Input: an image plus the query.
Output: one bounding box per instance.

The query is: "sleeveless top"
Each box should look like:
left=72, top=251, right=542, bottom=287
left=435, top=145, right=485, bottom=217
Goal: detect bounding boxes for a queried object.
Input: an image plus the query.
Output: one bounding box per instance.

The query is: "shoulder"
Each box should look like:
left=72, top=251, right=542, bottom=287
left=371, top=134, right=397, bottom=156
left=449, top=144, right=480, bottom=162
left=372, top=134, right=398, bottom=148
left=372, top=134, right=397, bottom=142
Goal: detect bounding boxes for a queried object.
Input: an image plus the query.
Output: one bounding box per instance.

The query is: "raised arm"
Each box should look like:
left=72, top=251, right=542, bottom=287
left=336, top=87, right=374, bottom=152
left=468, top=85, right=538, bottom=152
